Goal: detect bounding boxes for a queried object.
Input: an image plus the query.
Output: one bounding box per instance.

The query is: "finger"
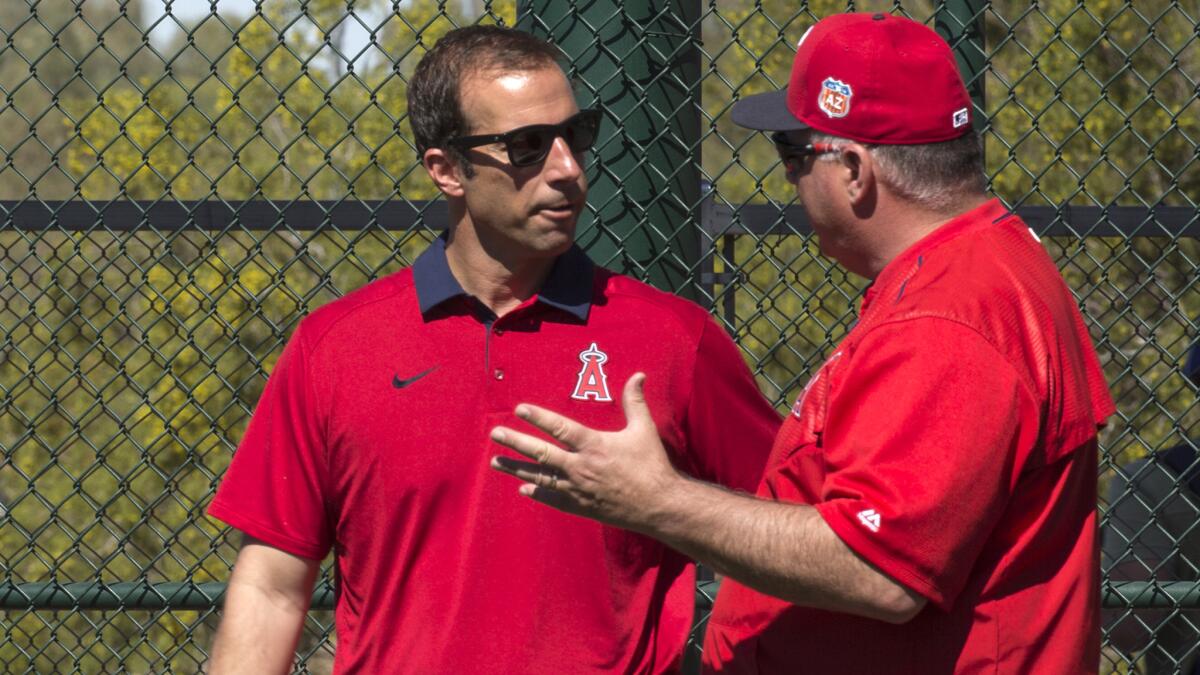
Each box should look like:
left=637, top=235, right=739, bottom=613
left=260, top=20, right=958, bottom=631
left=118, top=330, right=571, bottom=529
left=519, top=482, right=578, bottom=512
left=621, top=372, right=656, bottom=429
left=490, top=456, right=564, bottom=491
left=489, top=455, right=541, bottom=478
left=512, top=402, right=591, bottom=450
left=490, top=426, right=571, bottom=469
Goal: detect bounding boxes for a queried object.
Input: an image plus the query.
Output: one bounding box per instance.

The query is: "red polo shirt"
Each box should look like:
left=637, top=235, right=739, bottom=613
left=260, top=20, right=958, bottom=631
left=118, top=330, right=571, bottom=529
left=209, top=238, right=780, bottom=674
left=703, top=200, right=1115, bottom=674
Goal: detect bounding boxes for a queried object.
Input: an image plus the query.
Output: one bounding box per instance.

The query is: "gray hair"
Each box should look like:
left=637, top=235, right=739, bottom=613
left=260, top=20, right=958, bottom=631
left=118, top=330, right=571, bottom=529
left=812, top=131, right=987, bottom=212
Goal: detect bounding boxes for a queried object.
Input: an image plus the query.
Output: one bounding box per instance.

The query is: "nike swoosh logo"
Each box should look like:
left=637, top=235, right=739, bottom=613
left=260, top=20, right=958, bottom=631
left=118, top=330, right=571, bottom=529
left=392, top=366, right=438, bottom=389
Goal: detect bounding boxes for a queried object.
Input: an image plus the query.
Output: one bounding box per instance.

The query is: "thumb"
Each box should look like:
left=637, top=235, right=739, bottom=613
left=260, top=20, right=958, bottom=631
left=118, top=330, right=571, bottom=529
left=621, top=373, right=655, bottom=430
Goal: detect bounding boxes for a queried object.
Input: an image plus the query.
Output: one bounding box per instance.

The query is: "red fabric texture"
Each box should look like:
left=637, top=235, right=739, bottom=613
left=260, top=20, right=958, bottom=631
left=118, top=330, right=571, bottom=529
left=209, top=265, right=780, bottom=674
left=703, top=199, right=1115, bottom=674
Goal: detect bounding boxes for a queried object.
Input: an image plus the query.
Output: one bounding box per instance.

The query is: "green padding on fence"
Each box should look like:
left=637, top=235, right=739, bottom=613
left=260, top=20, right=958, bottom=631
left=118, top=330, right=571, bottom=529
left=4, top=580, right=1198, bottom=611
left=1101, top=581, right=1200, bottom=609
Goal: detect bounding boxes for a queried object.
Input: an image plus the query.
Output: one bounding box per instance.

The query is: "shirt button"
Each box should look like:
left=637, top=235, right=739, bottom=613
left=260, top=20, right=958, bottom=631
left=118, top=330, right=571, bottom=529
left=494, top=369, right=504, bottom=380
left=494, top=328, right=504, bottom=336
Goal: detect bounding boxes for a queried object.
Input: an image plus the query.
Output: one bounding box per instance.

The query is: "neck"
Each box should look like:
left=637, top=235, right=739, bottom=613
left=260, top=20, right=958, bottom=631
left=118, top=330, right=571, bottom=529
left=443, top=210, right=557, bottom=318
left=857, top=191, right=990, bottom=279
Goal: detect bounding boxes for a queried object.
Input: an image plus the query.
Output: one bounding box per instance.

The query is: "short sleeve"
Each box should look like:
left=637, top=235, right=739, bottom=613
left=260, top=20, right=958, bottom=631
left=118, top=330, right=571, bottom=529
left=208, top=321, right=333, bottom=560
left=812, top=318, right=1041, bottom=609
left=680, top=317, right=780, bottom=492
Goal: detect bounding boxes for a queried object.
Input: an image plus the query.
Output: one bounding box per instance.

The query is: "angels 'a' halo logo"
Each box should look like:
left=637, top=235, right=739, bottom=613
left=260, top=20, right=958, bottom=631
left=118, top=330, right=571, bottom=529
left=571, top=342, right=612, bottom=402
left=817, top=77, right=853, bottom=119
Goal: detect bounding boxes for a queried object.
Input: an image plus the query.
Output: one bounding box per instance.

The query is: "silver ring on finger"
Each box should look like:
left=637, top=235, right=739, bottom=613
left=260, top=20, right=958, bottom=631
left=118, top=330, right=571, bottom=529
left=549, top=472, right=559, bottom=491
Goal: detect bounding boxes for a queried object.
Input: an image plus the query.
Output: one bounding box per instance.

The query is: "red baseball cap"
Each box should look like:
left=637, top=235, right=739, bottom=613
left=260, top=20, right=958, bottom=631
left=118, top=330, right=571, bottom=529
left=731, top=12, right=973, bottom=145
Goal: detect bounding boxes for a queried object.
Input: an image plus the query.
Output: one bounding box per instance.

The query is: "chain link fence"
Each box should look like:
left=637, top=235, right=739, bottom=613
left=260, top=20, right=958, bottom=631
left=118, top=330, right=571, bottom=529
left=1, top=0, right=1197, bottom=672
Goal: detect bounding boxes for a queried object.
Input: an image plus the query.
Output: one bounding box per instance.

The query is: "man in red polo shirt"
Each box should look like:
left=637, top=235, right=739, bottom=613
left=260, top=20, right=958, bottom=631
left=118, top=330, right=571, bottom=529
left=491, top=13, right=1115, bottom=673
left=206, top=26, right=780, bottom=674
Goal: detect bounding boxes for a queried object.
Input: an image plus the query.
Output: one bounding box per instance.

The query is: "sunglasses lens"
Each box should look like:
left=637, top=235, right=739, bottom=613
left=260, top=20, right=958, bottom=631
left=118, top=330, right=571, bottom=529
left=508, top=129, right=553, bottom=166
left=501, top=111, right=600, bottom=166
left=771, top=132, right=792, bottom=159
left=771, top=132, right=813, bottom=165
left=564, top=112, right=600, bottom=152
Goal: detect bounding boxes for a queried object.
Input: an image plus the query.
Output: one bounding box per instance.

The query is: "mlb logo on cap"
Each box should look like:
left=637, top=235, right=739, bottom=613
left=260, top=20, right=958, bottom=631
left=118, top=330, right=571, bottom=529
left=818, top=78, right=853, bottom=119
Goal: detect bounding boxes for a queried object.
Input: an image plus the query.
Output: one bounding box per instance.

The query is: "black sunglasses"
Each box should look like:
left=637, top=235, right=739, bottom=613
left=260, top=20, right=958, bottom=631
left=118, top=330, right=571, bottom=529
left=447, top=109, right=602, bottom=167
left=770, top=131, right=837, bottom=164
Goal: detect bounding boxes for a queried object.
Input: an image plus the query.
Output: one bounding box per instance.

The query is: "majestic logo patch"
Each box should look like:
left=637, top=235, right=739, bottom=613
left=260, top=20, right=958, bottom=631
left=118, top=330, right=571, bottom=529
left=817, top=77, right=853, bottom=119
left=571, top=343, right=612, bottom=402
left=856, top=508, right=882, bottom=533
left=952, top=107, right=970, bottom=128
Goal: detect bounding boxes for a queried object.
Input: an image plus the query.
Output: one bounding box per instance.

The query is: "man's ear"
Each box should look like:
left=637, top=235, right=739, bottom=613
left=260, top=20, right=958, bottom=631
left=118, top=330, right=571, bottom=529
left=424, top=148, right=466, bottom=198
left=839, top=142, right=876, bottom=206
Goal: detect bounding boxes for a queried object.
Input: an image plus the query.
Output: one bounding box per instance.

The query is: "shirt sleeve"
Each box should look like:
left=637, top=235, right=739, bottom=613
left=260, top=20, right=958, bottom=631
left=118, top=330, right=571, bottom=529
left=811, top=317, right=1041, bottom=609
left=679, top=316, right=781, bottom=492
left=208, top=321, right=333, bottom=560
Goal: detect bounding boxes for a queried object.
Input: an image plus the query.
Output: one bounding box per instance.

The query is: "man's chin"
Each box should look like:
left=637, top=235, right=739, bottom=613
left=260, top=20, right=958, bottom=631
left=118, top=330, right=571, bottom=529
left=531, top=217, right=577, bottom=248
left=539, top=231, right=576, bottom=257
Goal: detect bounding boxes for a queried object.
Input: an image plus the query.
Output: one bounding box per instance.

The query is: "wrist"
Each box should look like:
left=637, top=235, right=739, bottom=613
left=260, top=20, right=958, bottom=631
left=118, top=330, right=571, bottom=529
left=634, top=470, right=707, bottom=540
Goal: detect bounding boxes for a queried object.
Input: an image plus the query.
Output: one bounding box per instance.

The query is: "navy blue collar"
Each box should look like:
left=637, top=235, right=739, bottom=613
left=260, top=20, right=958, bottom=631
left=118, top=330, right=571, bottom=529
left=412, top=235, right=594, bottom=321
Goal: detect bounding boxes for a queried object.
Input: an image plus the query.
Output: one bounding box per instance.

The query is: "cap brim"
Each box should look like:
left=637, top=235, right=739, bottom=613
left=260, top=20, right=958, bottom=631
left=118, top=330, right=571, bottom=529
left=730, top=90, right=810, bottom=131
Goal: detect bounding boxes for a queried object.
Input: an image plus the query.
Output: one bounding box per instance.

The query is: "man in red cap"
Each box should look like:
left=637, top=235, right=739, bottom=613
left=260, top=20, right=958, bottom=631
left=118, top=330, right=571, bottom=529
left=490, top=12, right=1115, bottom=673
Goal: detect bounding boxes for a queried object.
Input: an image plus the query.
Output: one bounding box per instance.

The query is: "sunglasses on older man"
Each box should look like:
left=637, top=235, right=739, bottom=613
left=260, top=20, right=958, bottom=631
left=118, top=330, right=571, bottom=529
left=770, top=131, right=838, bottom=165
left=447, top=109, right=602, bottom=168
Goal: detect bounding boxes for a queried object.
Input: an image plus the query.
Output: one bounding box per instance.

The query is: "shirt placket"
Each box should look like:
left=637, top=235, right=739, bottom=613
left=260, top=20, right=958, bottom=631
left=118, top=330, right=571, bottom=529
left=483, top=300, right=542, bottom=387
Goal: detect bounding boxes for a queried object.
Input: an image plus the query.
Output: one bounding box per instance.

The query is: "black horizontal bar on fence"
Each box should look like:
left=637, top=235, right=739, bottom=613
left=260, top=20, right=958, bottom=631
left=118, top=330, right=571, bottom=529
left=1, top=580, right=1195, bottom=611
left=1, top=201, right=1196, bottom=238
left=701, top=204, right=1200, bottom=239
left=0, top=200, right=448, bottom=232
left=0, top=581, right=335, bottom=611
left=0, top=581, right=718, bottom=612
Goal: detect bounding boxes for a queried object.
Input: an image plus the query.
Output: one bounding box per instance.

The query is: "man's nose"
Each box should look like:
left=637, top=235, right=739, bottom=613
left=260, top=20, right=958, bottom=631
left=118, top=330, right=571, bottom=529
left=542, top=135, right=583, bottom=182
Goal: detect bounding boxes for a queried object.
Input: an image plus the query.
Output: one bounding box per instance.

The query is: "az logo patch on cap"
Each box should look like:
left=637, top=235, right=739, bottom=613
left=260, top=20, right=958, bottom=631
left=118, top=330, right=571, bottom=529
left=818, top=77, right=853, bottom=119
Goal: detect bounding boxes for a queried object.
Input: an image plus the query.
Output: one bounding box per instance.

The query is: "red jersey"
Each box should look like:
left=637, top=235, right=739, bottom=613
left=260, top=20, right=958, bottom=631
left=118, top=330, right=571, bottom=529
left=209, top=240, right=780, bottom=674
left=704, top=199, right=1115, bottom=674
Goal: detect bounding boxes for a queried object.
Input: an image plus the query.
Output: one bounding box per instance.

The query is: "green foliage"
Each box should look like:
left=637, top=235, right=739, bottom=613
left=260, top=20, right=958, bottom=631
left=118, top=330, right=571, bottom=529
left=985, top=0, right=1199, bottom=206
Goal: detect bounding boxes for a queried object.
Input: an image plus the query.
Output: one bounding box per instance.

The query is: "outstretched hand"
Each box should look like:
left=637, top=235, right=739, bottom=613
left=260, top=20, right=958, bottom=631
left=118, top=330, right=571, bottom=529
left=489, top=373, right=683, bottom=531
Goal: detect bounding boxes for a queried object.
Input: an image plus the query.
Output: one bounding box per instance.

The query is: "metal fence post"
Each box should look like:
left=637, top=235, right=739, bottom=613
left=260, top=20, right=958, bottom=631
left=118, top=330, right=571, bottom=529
left=518, top=0, right=702, bottom=297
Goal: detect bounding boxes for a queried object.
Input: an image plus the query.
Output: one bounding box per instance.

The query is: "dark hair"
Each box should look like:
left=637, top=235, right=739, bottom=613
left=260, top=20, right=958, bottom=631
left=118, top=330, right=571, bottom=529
left=407, top=26, right=565, bottom=174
